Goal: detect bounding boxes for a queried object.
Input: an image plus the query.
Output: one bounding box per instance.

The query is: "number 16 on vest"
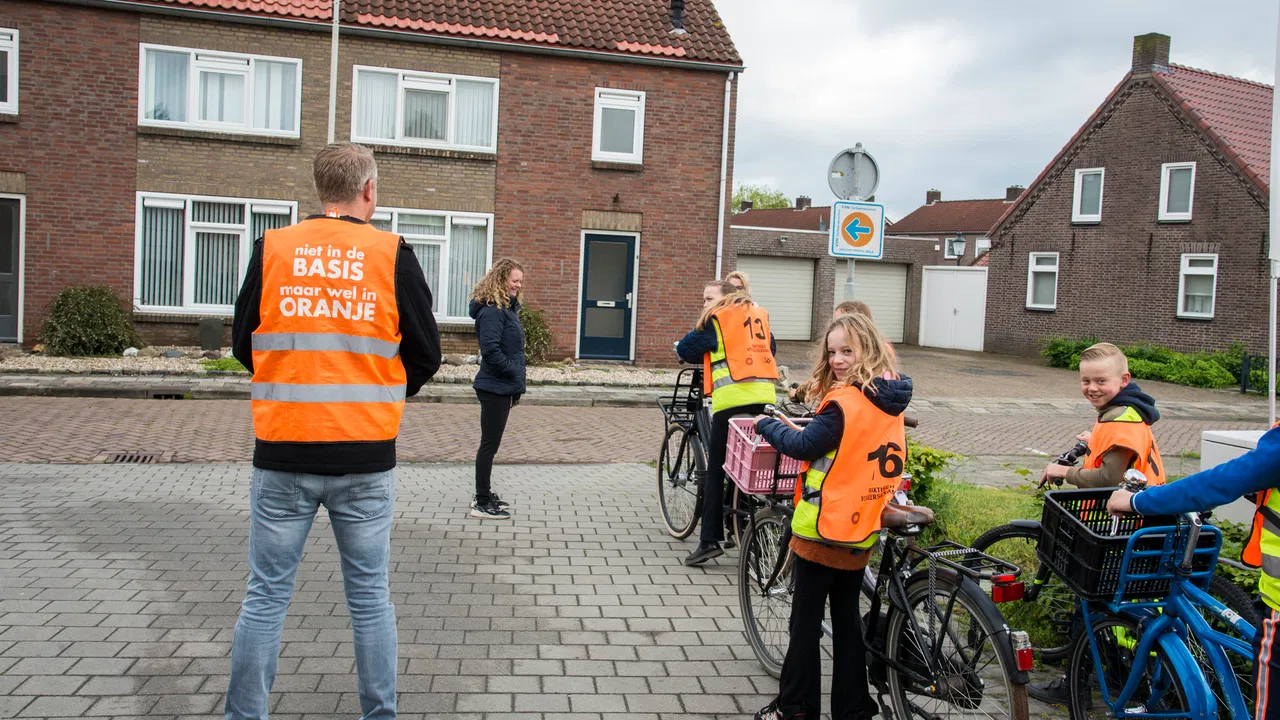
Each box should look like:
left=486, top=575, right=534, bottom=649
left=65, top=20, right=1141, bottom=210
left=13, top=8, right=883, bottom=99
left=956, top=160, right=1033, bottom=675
left=829, top=201, right=886, bottom=259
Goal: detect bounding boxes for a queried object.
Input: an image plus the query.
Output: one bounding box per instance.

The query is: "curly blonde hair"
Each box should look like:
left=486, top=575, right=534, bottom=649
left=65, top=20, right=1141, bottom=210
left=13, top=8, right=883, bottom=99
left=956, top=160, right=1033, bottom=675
left=805, top=312, right=897, bottom=400
left=470, top=258, right=525, bottom=309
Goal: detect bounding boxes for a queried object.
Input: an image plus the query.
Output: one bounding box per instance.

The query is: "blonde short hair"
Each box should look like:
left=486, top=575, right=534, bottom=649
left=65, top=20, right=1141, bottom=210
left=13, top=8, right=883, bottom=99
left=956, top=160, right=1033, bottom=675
left=313, top=142, right=378, bottom=204
left=835, top=300, right=872, bottom=319
left=1079, top=342, right=1129, bottom=374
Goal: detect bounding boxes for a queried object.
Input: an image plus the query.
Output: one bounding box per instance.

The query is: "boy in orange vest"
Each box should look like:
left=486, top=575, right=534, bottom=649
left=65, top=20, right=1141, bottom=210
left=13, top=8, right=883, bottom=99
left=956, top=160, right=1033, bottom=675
left=1032, top=341, right=1163, bottom=704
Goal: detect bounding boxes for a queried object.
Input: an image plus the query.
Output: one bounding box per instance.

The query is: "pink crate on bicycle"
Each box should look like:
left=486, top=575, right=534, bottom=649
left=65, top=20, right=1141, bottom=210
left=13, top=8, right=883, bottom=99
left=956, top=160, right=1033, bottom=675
left=724, top=417, right=803, bottom=496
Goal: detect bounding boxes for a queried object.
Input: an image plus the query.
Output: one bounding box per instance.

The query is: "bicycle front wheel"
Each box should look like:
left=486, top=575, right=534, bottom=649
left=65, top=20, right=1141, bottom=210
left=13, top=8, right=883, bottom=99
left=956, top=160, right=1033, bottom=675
left=739, top=505, right=793, bottom=678
left=884, top=571, right=1029, bottom=719
left=657, top=423, right=703, bottom=539
left=970, top=522, right=1076, bottom=664
left=1067, top=614, right=1190, bottom=720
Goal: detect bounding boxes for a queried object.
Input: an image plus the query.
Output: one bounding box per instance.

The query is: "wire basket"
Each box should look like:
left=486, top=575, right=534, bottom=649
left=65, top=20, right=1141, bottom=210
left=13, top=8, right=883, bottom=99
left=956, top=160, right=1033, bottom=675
left=1038, top=489, right=1220, bottom=602
left=723, top=418, right=802, bottom=496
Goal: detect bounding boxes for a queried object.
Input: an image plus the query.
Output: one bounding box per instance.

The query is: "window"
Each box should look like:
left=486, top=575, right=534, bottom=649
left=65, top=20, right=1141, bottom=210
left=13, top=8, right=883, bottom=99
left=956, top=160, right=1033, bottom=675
left=943, top=237, right=961, bottom=260
left=1072, top=168, right=1104, bottom=223
left=592, top=88, right=645, bottom=163
left=1025, top=252, right=1059, bottom=310
left=351, top=66, right=498, bottom=152
left=135, top=193, right=295, bottom=313
left=369, top=207, right=493, bottom=321
left=0, top=28, right=17, bottom=114
left=975, top=237, right=991, bottom=255
left=140, top=45, right=301, bottom=137
left=1178, top=253, right=1216, bottom=318
left=1160, top=162, right=1196, bottom=222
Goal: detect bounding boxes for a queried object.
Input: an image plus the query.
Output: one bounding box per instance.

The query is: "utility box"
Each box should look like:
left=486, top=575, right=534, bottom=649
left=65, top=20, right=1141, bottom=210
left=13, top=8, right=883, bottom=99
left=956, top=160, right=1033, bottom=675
left=1200, top=429, right=1267, bottom=524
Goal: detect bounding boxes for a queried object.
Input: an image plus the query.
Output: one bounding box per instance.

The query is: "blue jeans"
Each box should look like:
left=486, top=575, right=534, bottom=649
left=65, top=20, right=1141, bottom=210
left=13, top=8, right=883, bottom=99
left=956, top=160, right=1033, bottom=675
left=225, top=468, right=398, bottom=720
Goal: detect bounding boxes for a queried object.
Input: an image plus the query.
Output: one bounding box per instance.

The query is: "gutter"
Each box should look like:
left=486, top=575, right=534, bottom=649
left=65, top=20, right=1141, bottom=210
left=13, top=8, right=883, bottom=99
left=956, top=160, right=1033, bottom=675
left=714, top=72, right=734, bottom=278
left=48, top=0, right=747, bottom=73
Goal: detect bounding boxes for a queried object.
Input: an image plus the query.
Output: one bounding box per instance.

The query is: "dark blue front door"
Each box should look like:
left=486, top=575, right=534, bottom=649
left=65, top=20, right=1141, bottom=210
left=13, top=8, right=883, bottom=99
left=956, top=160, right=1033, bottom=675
left=579, top=233, right=636, bottom=360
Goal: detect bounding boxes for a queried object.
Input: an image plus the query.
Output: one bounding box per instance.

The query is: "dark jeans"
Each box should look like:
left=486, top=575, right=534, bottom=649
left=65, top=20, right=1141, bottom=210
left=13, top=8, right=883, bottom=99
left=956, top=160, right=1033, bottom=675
left=700, top=403, right=769, bottom=543
left=1253, top=599, right=1280, bottom=719
left=475, top=389, right=516, bottom=503
left=778, top=556, right=873, bottom=720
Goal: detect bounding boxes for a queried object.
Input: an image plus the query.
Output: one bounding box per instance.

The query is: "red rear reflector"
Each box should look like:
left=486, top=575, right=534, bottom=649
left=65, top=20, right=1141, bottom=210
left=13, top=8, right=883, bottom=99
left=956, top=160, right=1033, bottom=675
left=900, top=479, right=911, bottom=492
left=1016, top=647, right=1034, bottom=672
left=994, top=574, right=1017, bottom=584
left=1011, top=630, right=1034, bottom=672
left=992, top=582, right=1025, bottom=603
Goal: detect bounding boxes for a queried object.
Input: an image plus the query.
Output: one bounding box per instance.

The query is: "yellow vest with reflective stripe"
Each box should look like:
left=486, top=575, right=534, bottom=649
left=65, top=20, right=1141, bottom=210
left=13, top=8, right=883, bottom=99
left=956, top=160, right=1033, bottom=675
left=705, top=319, right=777, bottom=413
left=1247, top=489, right=1280, bottom=612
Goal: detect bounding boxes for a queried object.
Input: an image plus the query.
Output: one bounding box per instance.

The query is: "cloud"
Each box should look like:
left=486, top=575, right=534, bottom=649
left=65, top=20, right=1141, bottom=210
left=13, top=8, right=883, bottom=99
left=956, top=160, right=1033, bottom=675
left=717, top=0, right=1277, bottom=221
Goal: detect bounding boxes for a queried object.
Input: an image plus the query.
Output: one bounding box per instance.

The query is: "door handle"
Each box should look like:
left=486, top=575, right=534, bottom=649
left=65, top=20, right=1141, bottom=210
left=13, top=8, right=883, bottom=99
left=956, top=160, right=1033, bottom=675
left=597, top=301, right=616, bottom=308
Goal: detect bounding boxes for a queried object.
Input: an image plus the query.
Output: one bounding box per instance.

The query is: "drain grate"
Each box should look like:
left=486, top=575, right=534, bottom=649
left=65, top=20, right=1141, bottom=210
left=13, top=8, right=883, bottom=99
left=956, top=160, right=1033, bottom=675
left=94, top=451, right=174, bottom=464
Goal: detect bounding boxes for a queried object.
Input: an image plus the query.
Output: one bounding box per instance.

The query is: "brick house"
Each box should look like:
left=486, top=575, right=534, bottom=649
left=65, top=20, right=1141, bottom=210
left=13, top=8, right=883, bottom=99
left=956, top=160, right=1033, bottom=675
left=0, top=0, right=742, bottom=363
left=889, top=187, right=1023, bottom=266
left=985, top=33, right=1272, bottom=356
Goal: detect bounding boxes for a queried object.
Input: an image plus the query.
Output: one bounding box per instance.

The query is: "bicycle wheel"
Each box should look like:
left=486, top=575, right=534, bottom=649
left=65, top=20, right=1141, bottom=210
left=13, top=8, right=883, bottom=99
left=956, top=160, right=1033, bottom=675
left=1188, top=574, right=1258, bottom=712
left=739, top=505, right=793, bottom=678
left=728, top=485, right=759, bottom=549
left=971, top=522, right=1076, bottom=664
left=657, top=423, right=703, bottom=539
left=884, top=571, right=1029, bottom=719
left=1067, top=614, right=1190, bottom=720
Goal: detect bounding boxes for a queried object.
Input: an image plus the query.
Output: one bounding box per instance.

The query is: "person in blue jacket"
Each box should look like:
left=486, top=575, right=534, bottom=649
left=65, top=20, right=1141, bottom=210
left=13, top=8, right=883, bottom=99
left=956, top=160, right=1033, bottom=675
left=467, top=258, right=527, bottom=521
left=1108, top=425, right=1280, bottom=720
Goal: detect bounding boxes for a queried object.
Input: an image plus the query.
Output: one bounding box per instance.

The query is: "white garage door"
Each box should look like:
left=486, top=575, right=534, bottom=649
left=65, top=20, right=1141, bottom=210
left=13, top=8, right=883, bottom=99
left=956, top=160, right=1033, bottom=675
left=735, top=255, right=815, bottom=341
left=834, top=260, right=908, bottom=343
left=920, top=267, right=987, bottom=351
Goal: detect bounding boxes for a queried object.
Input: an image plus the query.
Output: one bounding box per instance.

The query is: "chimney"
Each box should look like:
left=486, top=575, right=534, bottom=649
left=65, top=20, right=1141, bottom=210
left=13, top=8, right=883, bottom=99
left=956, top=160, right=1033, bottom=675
left=738, top=200, right=753, bottom=212
left=670, top=0, right=687, bottom=34
left=1131, top=33, right=1170, bottom=77
left=1005, top=185, right=1024, bottom=202
left=926, top=189, right=941, bottom=205
left=796, top=196, right=812, bottom=211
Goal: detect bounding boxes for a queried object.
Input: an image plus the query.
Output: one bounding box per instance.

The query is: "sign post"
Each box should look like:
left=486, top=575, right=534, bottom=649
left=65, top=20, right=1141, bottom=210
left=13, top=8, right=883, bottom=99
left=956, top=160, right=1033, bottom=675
left=828, top=143, right=881, bottom=302
left=1270, top=10, right=1280, bottom=426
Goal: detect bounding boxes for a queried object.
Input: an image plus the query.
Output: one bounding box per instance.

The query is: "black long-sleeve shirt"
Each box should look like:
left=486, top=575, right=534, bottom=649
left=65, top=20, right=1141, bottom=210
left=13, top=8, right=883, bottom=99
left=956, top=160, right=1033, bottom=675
left=232, top=216, right=442, bottom=474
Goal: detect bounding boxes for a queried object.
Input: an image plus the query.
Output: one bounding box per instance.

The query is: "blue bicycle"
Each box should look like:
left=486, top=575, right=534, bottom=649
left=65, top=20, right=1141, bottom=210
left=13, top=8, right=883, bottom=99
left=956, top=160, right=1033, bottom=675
left=1042, top=481, right=1258, bottom=719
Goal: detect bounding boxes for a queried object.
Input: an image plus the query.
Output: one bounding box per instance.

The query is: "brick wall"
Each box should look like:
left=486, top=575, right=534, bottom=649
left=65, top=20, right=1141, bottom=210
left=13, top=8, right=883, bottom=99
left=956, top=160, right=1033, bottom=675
left=729, top=226, right=940, bottom=345
left=495, top=53, right=733, bottom=363
left=986, top=81, right=1270, bottom=356
left=0, top=0, right=139, bottom=345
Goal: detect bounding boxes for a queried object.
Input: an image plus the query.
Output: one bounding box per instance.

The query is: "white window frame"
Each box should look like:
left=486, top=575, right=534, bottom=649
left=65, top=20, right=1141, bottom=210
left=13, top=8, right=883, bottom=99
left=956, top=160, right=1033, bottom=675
left=1072, top=168, right=1104, bottom=223
left=1159, top=162, right=1196, bottom=222
left=350, top=66, right=500, bottom=152
left=943, top=237, right=962, bottom=260
left=1177, top=253, right=1217, bottom=319
left=0, top=28, right=17, bottom=115
left=592, top=88, right=645, bottom=164
left=133, top=192, right=297, bottom=315
left=975, top=237, right=991, bottom=255
left=1025, top=252, right=1060, bottom=311
left=370, top=206, right=495, bottom=323
left=138, top=44, right=302, bottom=138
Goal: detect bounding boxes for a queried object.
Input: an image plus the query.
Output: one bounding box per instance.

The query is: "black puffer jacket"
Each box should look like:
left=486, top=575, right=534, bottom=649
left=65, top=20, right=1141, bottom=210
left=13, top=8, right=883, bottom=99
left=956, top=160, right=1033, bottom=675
left=470, top=297, right=526, bottom=396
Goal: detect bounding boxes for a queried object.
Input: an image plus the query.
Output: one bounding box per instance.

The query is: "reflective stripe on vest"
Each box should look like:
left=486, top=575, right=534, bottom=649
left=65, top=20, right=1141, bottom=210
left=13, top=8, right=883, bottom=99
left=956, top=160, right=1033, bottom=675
left=701, top=305, right=778, bottom=413
left=791, top=385, right=906, bottom=549
left=1086, top=406, right=1165, bottom=485
left=251, top=218, right=407, bottom=444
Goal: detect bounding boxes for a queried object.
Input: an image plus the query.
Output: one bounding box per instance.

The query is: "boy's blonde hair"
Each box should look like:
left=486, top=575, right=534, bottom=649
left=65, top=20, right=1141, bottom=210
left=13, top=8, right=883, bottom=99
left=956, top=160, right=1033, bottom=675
left=805, top=313, right=898, bottom=399
left=835, top=300, right=872, bottom=319
left=1079, top=342, right=1129, bottom=375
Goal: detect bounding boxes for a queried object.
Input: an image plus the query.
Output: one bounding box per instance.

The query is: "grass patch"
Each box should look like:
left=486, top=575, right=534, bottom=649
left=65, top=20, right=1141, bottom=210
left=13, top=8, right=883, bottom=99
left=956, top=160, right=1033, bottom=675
left=202, top=357, right=247, bottom=372
left=926, top=480, right=1043, bottom=546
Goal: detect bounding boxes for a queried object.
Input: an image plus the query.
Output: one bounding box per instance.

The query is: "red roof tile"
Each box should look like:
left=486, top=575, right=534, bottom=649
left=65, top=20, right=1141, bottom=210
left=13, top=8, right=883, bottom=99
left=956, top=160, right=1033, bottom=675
left=887, top=198, right=1010, bottom=236
left=131, top=0, right=741, bottom=65
left=1154, top=64, right=1272, bottom=193
left=732, top=206, right=830, bottom=232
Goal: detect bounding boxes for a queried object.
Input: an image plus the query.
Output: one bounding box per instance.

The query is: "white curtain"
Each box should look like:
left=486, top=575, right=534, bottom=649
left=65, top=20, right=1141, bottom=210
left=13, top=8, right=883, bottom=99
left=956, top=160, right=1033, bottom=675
left=356, top=71, right=397, bottom=140
left=411, top=243, right=442, bottom=295
left=195, top=232, right=240, bottom=306
left=141, top=206, right=185, bottom=307
left=251, top=210, right=290, bottom=242
left=0, top=50, right=9, bottom=104
left=398, top=214, right=445, bottom=237
left=1184, top=275, right=1214, bottom=314
left=145, top=50, right=188, bottom=122
left=448, top=223, right=487, bottom=316
left=404, top=89, right=447, bottom=141
left=253, top=61, right=296, bottom=132
left=192, top=201, right=244, bottom=225
left=455, top=80, right=493, bottom=148
left=199, top=71, right=246, bottom=124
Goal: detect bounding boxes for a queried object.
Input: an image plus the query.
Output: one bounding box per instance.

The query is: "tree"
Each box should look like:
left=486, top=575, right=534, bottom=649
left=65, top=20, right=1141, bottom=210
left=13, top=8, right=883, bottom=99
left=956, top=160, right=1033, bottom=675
left=733, top=184, right=791, bottom=213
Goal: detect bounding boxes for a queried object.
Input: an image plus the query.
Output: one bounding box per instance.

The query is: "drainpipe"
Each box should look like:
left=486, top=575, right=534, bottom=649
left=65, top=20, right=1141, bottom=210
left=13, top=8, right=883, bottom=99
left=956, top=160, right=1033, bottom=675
left=714, top=72, right=734, bottom=279
left=327, top=0, right=339, bottom=143
left=1270, top=10, right=1280, bottom=425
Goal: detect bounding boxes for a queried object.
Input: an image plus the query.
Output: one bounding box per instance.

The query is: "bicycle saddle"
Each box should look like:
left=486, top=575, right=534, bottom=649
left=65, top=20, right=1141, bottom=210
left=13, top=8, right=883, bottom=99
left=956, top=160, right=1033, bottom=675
left=880, top=502, right=936, bottom=529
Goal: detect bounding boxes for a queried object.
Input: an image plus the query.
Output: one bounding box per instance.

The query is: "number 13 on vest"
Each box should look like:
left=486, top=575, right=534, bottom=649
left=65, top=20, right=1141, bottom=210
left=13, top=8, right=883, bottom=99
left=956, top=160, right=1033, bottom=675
left=829, top=201, right=886, bottom=259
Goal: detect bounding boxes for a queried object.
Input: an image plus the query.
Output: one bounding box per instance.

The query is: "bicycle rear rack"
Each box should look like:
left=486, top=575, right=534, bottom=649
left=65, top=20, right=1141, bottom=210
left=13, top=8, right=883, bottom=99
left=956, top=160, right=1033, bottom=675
left=658, top=367, right=702, bottom=427
left=909, top=540, right=1022, bottom=582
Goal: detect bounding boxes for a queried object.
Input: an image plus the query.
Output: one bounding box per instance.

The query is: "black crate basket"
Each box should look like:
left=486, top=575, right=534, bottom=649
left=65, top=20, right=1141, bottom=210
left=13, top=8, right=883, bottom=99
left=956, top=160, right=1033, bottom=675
left=1038, top=489, right=1220, bottom=602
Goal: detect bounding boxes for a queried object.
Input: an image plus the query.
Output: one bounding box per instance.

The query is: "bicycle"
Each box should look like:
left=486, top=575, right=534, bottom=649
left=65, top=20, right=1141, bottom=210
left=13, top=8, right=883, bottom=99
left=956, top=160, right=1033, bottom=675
left=1040, top=480, right=1258, bottom=719
left=737, top=408, right=1035, bottom=719
left=971, top=441, right=1260, bottom=665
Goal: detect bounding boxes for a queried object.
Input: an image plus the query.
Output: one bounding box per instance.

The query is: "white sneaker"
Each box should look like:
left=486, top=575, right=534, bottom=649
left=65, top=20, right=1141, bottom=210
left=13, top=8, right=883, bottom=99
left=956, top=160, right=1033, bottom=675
left=470, top=499, right=511, bottom=520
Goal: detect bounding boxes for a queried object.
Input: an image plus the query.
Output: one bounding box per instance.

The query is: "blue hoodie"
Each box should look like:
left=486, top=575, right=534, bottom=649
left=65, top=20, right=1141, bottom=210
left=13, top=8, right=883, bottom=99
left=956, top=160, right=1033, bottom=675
left=469, top=297, right=526, bottom=396
left=755, top=376, right=914, bottom=461
left=1133, top=425, right=1280, bottom=517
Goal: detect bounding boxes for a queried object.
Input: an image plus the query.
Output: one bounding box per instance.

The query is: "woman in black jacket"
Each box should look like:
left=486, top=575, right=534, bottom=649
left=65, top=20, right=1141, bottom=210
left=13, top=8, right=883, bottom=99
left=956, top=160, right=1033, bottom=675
left=467, top=258, right=526, bottom=520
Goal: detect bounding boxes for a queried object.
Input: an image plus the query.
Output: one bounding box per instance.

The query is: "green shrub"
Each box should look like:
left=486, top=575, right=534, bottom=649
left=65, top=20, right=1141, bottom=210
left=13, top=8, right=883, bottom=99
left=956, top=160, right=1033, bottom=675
left=518, top=305, right=554, bottom=366
left=1040, top=336, right=1245, bottom=390
left=1160, top=356, right=1235, bottom=388
left=1041, top=336, right=1097, bottom=369
left=202, top=357, right=247, bottom=372
left=1126, top=357, right=1168, bottom=382
left=906, top=437, right=956, bottom=510
left=39, top=286, right=139, bottom=357
left=1216, top=519, right=1260, bottom=598
left=1209, top=342, right=1247, bottom=382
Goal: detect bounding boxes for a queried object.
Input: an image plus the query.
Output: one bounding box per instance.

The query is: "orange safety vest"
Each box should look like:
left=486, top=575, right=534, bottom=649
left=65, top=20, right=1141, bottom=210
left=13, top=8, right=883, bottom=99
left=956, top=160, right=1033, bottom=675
left=1243, top=422, right=1280, bottom=569
left=1085, top=409, right=1165, bottom=485
left=701, top=302, right=779, bottom=397
left=791, top=385, right=907, bottom=547
left=250, top=217, right=407, bottom=444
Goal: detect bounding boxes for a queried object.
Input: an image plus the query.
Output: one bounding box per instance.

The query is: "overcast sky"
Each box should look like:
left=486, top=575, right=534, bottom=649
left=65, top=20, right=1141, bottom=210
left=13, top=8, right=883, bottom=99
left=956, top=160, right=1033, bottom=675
left=715, top=1, right=1278, bottom=222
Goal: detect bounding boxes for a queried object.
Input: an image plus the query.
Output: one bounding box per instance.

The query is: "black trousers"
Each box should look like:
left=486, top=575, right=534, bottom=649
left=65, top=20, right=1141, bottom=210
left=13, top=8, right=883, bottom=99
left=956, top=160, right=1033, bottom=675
left=1253, top=600, right=1280, bottom=719
left=700, top=403, right=769, bottom=543
left=475, top=389, right=515, bottom=502
left=778, top=556, right=874, bottom=720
